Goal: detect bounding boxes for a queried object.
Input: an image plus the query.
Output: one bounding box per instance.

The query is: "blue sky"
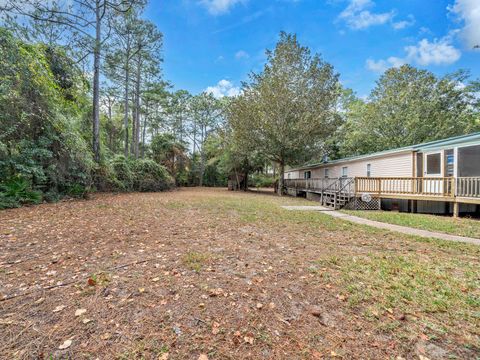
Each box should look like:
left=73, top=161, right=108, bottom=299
left=145, top=0, right=480, bottom=98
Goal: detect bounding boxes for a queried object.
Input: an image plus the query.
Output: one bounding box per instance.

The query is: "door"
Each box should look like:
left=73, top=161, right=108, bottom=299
left=423, top=151, right=443, bottom=194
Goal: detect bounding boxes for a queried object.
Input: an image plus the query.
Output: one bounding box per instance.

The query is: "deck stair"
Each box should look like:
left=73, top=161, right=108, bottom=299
left=320, top=178, right=354, bottom=210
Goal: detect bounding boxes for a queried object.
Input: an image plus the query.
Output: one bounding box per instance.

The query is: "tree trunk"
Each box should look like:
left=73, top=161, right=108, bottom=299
left=278, top=162, right=285, bottom=196
left=131, top=92, right=136, bottom=156
left=123, top=54, right=130, bottom=157
left=107, top=102, right=113, bottom=151
left=134, top=57, right=141, bottom=159
left=199, top=125, right=205, bottom=186
left=141, top=113, right=147, bottom=158
left=92, top=0, right=101, bottom=163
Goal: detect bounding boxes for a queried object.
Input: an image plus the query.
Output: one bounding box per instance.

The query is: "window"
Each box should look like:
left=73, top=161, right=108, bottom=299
left=324, top=168, right=329, bottom=178
left=366, top=164, right=371, bottom=177
left=288, top=173, right=291, bottom=179
left=426, top=153, right=441, bottom=175
left=304, top=171, right=311, bottom=179
left=342, top=167, right=348, bottom=178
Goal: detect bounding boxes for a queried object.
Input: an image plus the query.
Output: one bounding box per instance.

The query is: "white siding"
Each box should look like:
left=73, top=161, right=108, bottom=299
left=287, top=151, right=414, bottom=179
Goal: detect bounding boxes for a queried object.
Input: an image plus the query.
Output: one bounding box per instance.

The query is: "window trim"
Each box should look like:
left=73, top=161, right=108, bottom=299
left=366, top=163, right=371, bottom=177
left=324, top=168, right=329, bottom=178
left=341, top=166, right=348, bottom=178
left=425, top=152, right=442, bottom=176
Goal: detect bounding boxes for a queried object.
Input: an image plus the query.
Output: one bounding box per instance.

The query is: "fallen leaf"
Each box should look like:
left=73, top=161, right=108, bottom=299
left=244, top=336, right=254, bottom=345
left=212, top=321, right=220, bottom=335
left=53, top=305, right=66, bottom=313
left=58, top=339, right=72, bottom=350
left=100, top=333, right=111, bottom=340
left=75, top=309, right=87, bottom=317
left=158, top=353, right=169, bottom=360
left=198, top=355, right=208, bottom=360
left=152, top=277, right=160, bottom=282
left=138, top=288, right=145, bottom=293
left=256, top=303, right=263, bottom=309
left=87, top=278, right=96, bottom=286
left=209, top=288, right=223, bottom=297
left=82, top=318, right=92, bottom=324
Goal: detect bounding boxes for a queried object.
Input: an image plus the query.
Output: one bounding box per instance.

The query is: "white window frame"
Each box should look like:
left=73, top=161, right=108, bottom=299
left=304, top=171, right=312, bottom=179
left=366, top=164, right=371, bottom=177
left=424, top=151, right=442, bottom=176
left=324, top=168, right=329, bottom=178
left=342, top=166, right=348, bottom=178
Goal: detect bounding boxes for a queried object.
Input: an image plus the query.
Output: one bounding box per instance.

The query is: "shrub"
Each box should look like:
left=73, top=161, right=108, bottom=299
left=111, top=155, right=135, bottom=191
left=94, top=162, right=125, bottom=192
left=249, top=173, right=275, bottom=188
left=132, top=159, right=174, bottom=192
left=0, top=175, right=42, bottom=209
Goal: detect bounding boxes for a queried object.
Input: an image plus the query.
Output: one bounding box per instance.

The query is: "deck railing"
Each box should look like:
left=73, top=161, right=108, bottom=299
left=457, top=177, right=480, bottom=198
left=285, top=176, right=480, bottom=199
left=284, top=178, right=339, bottom=192
left=355, top=177, right=455, bottom=197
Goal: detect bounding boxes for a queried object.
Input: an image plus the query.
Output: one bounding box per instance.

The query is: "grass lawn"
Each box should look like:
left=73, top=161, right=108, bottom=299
left=1, top=188, right=479, bottom=359
left=342, top=209, right=480, bottom=239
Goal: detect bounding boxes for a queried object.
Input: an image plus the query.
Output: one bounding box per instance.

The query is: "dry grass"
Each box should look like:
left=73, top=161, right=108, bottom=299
left=0, top=188, right=479, bottom=359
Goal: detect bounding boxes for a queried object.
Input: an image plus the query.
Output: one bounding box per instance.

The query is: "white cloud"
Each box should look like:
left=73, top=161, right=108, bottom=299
left=405, top=38, right=461, bottom=66
left=205, top=80, right=241, bottom=98
left=392, top=14, right=415, bottom=30
left=449, top=0, right=480, bottom=50
left=366, top=57, right=405, bottom=73
left=199, top=0, right=246, bottom=15
left=366, top=37, right=461, bottom=73
left=235, top=50, right=249, bottom=59
left=338, top=0, right=395, bottom=30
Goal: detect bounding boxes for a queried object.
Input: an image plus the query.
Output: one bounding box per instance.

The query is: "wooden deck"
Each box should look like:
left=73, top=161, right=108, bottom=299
left=285, top=177, right=480, bottom=205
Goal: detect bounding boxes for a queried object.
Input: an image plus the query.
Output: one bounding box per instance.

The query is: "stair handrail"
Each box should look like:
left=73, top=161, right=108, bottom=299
left=338, top=177, right=354, bottom=195
left=323, top=178, right=341, bottom=192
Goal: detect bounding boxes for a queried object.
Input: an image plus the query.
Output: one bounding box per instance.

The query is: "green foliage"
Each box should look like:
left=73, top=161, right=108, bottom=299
left=111, top=155, right=135, bottom=190
left=107, top=155, right=174, bottom=192
left=249, top=174, right=275, bottom=189
left=0, top=28, right=94, bottom=206
left=0, top=175, right=42, bottom=209
left=229, top=32, right=340, bottom=191
left=151, top=133, right=189, bottom=185
left=132, top=159, right=174, bottom=192
left=336, top=65, right=480, bottom=157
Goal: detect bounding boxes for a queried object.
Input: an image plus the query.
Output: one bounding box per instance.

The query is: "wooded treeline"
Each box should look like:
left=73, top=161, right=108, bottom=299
left=228, top=33, right=480, bottom=194
left=0, top=0, right=237, bottom=208
left=0, top=1, right=479, bottom=206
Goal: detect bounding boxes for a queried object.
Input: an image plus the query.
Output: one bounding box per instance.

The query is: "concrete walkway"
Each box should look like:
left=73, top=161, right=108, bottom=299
left=281, top=206, right=480, bottom=246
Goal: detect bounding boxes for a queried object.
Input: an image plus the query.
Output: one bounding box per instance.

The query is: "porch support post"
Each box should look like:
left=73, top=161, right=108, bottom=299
left=453, top=201, right=459, bottom=218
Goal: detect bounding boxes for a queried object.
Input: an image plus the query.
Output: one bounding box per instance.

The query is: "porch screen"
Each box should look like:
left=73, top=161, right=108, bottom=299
left=458, top=145, right=480, bottom=177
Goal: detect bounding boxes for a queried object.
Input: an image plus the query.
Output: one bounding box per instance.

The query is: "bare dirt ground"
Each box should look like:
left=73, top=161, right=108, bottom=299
left=1, top=188, right=479, bottom=359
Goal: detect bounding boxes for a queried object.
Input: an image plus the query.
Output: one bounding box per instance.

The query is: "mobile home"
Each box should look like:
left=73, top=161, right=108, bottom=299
left=284, top=133, right=480, bottom=216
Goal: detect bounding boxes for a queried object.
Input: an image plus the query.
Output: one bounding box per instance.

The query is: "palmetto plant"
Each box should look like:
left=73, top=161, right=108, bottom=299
left=0, top=176, right=42, bottom=209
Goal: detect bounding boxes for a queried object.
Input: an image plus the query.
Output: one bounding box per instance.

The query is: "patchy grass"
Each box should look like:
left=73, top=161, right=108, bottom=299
left=183, top=251, right=211, bottom=272
left=343, top=210, right=480, bottom=239
left=1, top=188, right=479, bottom=359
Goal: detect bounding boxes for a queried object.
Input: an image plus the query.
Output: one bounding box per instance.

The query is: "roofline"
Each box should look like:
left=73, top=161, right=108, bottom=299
left=286, top=132, right=480, bottom=173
